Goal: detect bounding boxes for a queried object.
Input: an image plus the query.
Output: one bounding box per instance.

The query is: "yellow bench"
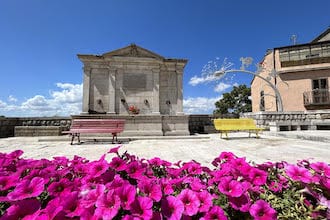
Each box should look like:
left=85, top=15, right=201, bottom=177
left=213, top=118, right=264, bottom=139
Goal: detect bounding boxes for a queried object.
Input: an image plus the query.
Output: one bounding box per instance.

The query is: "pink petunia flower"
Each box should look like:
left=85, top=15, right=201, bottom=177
left=108, top=145, right=122, bottom=154
left=116, top=183, right=137, bottom=210
left=232, top=157, right=251, bottom=176
left=110, top=157, right=127, bottom=171
left=160, top=178, right=174, bottom=195
left=249, top=200, right=277, bottom=220
left=228, top=192, right=251, bottom=212
left=138, top=179, right=162, bottom=202
left=218, top=177, right=244, bottom=198
left=7, top=177, right=45, bottom=201
left=58, top=191, right=81, bottom=218
left=88, top=158, right=109, bottom=177
left=286, top=165, right=313, bottom=183
left=148, top=157, right=163, bottom=166
left=182, top=161, right=203, bottom=175
left=80, top=184, right=106, bottom=208
left=197, top=191, right=213, bottom=213
left=126, top=161, right=145, bottom=180
left=321, top=177, right=330, bottom=190
left=130, top=196, right=153, bottom=220
left=219, top=152, right=236, bottom=161
left=161, top=195, right=184, bottom=220
left=177, top=189, right=200, bottom=216
left=310, top=162, right=330, bottom=176
left=0, top=175, right=18, bottom=191
left=201, top=206, right=227, bottom=220
left=43, top=197, right=65, bottom=219
left=268, top=181, right=283, bottom=193
left=248, top=168, right=268, bottom=186
left=47, top=178, right=73, bottom=197
left=2, top=198, right=41, bottom=219
left=95, top=189, right=121, bottom=219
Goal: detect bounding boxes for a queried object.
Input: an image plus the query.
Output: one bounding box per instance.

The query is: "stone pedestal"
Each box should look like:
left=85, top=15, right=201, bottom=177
left=71, top=114, right=189, bottom=136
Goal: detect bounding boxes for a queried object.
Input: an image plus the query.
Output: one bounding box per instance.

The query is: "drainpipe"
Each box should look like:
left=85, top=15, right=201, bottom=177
left=273, top=49, right=278, bottom=112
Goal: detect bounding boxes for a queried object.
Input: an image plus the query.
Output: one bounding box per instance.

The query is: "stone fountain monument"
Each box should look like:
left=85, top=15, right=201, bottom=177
left=73, top=44, right=189, bottom=136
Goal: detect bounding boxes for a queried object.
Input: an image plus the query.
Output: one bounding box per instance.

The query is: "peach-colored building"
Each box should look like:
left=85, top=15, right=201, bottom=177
left=251, top=28, right=330, bottom=112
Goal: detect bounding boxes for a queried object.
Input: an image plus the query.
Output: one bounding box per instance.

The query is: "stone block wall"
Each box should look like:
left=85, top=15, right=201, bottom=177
left=0, top=117, right=71, bottom=137
left=0, top=117, right=19, bottom=138
left=188, top=115, right=216, bottom=134
left=242, top=111, right=330, bottom=130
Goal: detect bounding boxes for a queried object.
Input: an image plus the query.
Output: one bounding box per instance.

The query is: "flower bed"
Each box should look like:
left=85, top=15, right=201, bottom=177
left=0, top=147, right=329, bottom=219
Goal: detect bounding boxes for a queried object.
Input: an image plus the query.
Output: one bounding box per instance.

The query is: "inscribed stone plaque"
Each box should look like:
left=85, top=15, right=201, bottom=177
left=123, top=74, right=147, bottom=89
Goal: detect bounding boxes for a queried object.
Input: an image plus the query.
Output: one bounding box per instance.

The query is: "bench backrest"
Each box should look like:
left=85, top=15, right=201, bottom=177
left=70, top=119, right=125, bottom=131
left=213, top=118, right=257, bottom=130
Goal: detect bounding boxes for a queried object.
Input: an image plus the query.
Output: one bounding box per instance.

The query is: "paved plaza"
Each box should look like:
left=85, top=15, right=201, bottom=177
left=0, top=131, right=329, bottom=166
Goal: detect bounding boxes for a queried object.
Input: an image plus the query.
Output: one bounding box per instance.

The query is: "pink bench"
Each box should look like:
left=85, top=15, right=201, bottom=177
left=63, top=119, right=125, bottom=145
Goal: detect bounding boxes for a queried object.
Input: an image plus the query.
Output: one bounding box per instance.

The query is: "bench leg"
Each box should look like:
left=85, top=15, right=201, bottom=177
left=70, top=134, right=75, bottom=145
left=256, top=131, right=260, bottom=138
left=111, top=133, right=118, bottom=144
left=77, top=134, right=81, bottom=144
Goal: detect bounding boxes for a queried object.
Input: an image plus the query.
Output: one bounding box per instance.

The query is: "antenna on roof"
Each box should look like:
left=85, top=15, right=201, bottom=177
left=290, top=34, right=297, bottom=45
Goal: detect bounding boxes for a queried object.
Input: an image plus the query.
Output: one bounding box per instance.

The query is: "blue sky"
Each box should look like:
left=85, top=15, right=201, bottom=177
left=0, top=0, right=329, bottom=116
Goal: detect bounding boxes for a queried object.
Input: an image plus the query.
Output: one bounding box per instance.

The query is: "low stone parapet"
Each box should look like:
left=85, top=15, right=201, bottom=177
left=242, top=110, right=330, bottom=131
left=269, top=121, right=314, bottom=132
left=15, top=126, right=64, bottom=136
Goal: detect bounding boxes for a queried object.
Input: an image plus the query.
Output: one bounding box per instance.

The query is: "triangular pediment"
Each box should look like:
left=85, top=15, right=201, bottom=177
left=311, top=27, right=330, bottom=43
left=102, top=44, right=164, bottom=60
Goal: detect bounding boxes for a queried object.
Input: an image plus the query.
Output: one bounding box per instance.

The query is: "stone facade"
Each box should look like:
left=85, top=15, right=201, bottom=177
left=78, top=44, right=187, bottom=116
left=77, top=44, right=190, bottom=136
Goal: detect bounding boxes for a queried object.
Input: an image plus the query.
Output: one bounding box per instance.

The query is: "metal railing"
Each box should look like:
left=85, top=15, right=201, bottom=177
left=303, top=89, right=330, bottom=106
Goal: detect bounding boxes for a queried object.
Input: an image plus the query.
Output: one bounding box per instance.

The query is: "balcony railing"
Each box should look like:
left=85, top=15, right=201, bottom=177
left=303, top=89, right=330, bottom=110
left=279, top=41, right=330, bottom=67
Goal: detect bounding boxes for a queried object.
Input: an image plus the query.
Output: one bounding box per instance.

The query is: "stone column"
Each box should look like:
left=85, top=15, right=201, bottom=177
left=82, top=66, right=91, bottom=113
left=176, top=69, right=184, bottom=115
left=107, top=69, right=116, bottom=114
left=152, top=68, right=160, bottom=114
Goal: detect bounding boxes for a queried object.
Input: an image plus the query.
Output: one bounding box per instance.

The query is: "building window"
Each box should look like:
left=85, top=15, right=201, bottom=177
left=312, top=78, right=328, bottom=90
left=260, top=91, right=265, bottom=111
left=312, top=78, right=328, bottom=104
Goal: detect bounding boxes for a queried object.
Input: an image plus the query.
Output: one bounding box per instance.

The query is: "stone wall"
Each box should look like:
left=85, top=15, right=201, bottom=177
left=0, top=115, right=216, bottom=138
left=188, top=115, right=217, bottom=134
left=242, top=111, right=330, bottom=130
left=0, top=117, right=19, bottom=138
left=0, top=117, right=71, bottom=137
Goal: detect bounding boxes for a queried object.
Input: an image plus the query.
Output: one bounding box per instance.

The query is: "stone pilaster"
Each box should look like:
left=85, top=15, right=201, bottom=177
left=152, top=68, right=160, bottom=114
left=82, top=66, right=91, bottom=113
left=107, top=69, right=116, bottom=114
left=176, top=70, right=184, bottom=115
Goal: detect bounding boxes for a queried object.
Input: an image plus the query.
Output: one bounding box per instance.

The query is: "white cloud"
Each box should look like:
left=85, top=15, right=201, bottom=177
left=51, top=83, right=82, bottom=103
left=188, top=74, right=219, bottom=86
left=183, top=96, right=221, bottom=114
left=0, top=100, right=7, bottom=108
left=8, top=95, right=17, bottom=102
left=0, top=83, right=82, bottom=117
left=214, top=82, right=231, bottom=93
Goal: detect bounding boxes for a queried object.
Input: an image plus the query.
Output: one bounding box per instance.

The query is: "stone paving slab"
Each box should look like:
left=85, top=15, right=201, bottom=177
left=0, top=132, right=329, bottom=167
